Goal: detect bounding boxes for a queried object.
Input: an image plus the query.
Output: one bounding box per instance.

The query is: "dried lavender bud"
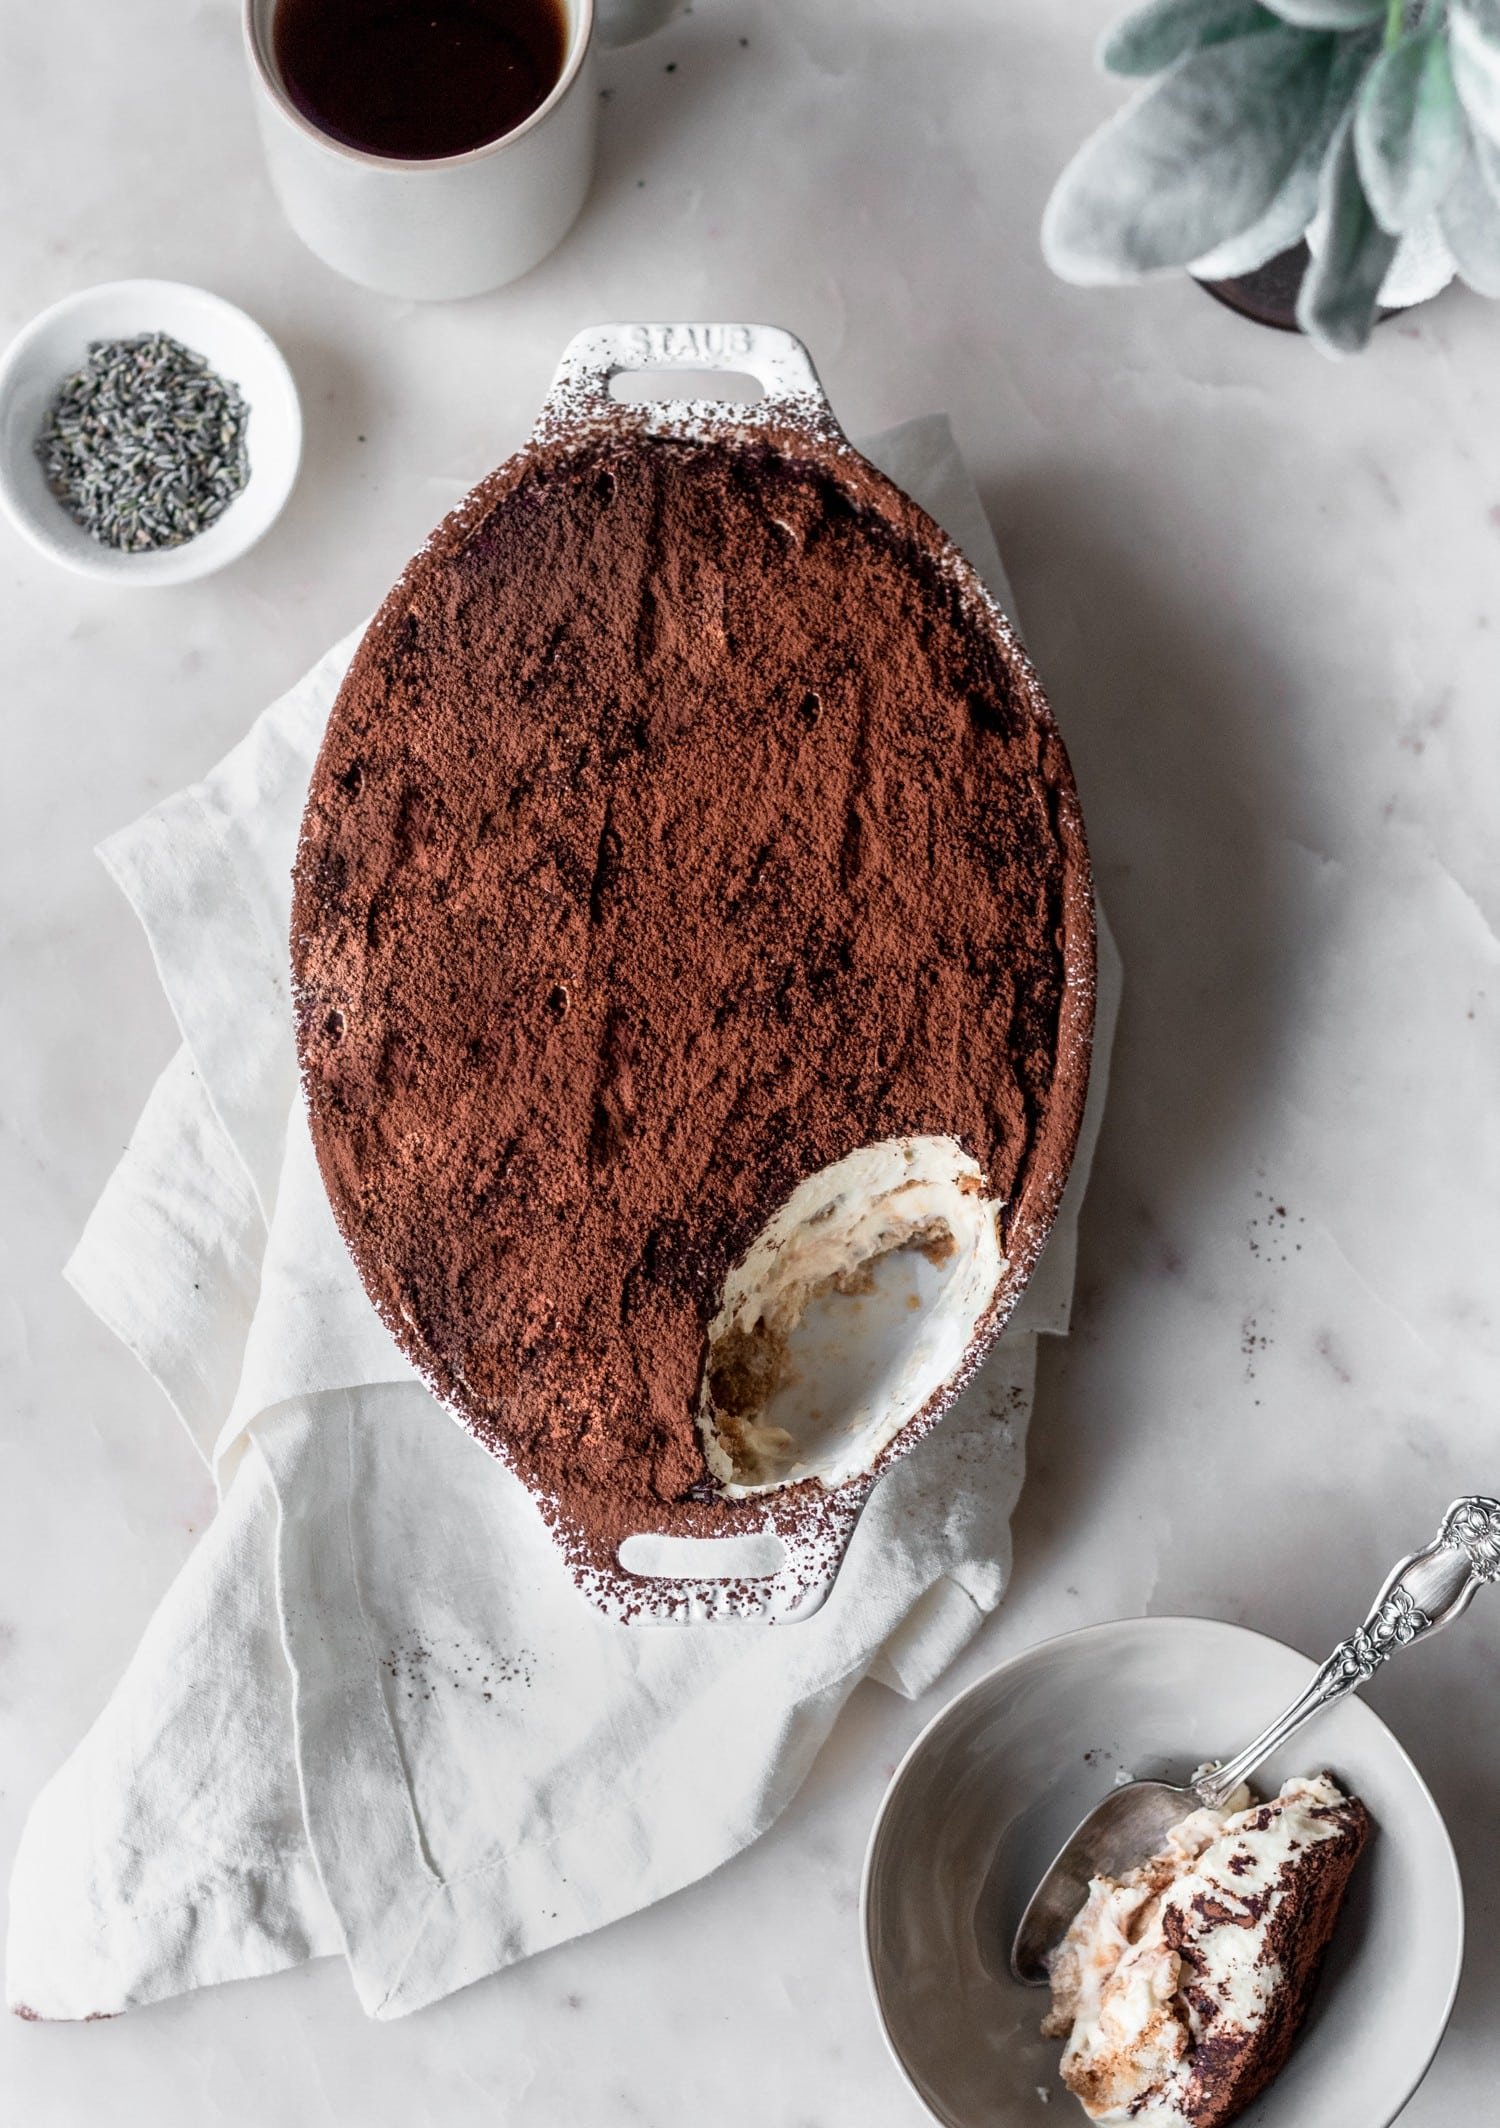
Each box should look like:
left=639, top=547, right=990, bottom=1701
left=34, top=331, right=250, bottom=552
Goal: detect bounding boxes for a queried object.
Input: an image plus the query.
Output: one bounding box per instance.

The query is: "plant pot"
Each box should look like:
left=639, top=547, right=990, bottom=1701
left=1195, top=242, right=1310, bottom=332
left=1195, top=239, right=1433, bottom=335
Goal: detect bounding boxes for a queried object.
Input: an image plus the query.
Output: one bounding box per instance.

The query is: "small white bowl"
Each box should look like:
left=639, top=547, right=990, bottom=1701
left=0, top=279, right=301, bottom=586
left=862, top=1616, right=1462, bottom=2128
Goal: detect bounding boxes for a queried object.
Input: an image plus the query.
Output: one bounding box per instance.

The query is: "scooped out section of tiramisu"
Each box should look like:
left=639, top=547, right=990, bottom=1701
left=697, top=1134, right=1006, bottom=1493
left=1043, top=1773, right=1370, bottom=2128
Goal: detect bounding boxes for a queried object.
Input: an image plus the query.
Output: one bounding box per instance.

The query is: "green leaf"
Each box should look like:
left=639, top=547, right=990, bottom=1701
left=1043, top=28, right=1337, bottom=282
left=1260, top=0, right=1384, bottom=24
left=1355, top=30, right=1467, bottom=232
left=1191, top=27, right=1378, bottom=272
left=1102, top=0, right=1279, bottom=76
left=1451, top=2, right=1500, bottom=146
left=1475, top=120, right=1500, bottom=198
left=1297, top=110, right=1400, bottom=350
left=1439, top=129, right=1500, bottom=289
left=1380, top=212, right=1458, bottom=303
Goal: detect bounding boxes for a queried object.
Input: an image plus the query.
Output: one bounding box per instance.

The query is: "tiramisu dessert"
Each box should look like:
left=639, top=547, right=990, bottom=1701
left=1043, top=1774, right=1370, bottom=2127
left=291, top=411, right=1093, bottom=1590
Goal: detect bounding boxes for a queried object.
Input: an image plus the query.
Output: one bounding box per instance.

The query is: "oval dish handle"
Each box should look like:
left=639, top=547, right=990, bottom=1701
left=534, top=321, right=840, bottom=442
left=570, top=1475, right=876, bottom=1626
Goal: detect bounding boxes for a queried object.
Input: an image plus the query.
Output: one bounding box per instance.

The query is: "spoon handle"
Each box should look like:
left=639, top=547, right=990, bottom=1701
left=1195, top=1496, right=1500, bottom=1810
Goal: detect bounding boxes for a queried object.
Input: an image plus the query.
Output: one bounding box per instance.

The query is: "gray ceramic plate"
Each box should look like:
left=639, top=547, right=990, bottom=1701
left=862, top=1616, right=1462, bottom=2128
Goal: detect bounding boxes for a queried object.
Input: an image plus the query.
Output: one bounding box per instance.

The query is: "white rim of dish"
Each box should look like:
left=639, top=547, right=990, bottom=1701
left=0, top=278, right=302, bottom=583
left=242, top=0, right=596, bottom=173
left=858, top=1614, right=1466, bottom=2128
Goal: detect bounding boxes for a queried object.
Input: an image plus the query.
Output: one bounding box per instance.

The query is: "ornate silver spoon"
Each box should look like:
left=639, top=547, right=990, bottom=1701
left=1010, top=1495, right=1500, bottom=1985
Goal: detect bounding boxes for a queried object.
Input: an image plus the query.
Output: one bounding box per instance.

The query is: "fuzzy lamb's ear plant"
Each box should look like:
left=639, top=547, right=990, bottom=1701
left=1259, top=1, right=1384, bottom=25
left=1099, top=0, right=1283, bottom=75
left=1450, top=0, right=1500, bottom=135
left=1444, top=1, right=1500, bottom=288
left=1354, top=25, right=1466, bottom=229
left=1043, top=0, right=1500, bottom=353
left=1299, top=108, right=1400, bottom=345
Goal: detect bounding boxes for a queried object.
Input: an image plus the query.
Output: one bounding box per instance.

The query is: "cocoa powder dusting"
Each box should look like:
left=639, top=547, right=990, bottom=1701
left=291, top=430, right=1092, bottom=1580
left=1181, top=1794, right=1370, bottom=2128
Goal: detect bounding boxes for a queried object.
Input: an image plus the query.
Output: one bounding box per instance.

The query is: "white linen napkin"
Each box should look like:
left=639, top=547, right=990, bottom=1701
left=6, top=417, right=1120, bottom=2023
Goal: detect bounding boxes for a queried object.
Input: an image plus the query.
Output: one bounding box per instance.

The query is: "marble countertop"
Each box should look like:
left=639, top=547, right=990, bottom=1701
left=3, top=0, right=1498, bottom=2119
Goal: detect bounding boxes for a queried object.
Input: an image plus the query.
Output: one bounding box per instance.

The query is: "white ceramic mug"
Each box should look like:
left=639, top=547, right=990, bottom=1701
left=243, top=0, right=597, bottom=301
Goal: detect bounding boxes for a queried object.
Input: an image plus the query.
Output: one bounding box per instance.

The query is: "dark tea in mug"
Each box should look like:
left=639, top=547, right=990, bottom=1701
left=272, top=0, right=569, bottom=161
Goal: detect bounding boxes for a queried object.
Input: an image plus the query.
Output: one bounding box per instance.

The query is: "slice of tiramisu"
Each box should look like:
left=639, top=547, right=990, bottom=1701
left=1043, top=1773, right=1370, bottom=2128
